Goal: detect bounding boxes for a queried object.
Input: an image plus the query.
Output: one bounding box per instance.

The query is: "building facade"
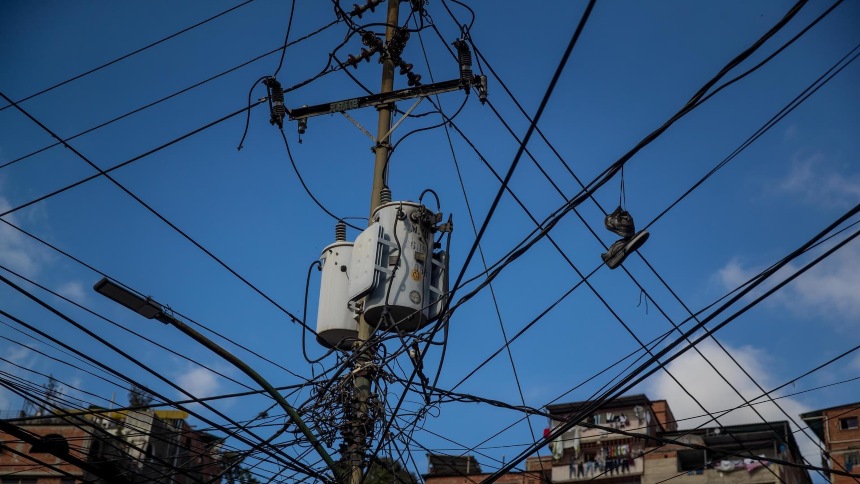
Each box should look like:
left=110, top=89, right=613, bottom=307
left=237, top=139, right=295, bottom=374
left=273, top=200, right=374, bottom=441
left=423, top=454, right=551, bottom=484
left=545, top=394, right=674, bottom=484
left=643, top=421, right=811, bottom=484
left=0, top=408, right=222, bottom=484
left=801, top=401, right=860, bottom=484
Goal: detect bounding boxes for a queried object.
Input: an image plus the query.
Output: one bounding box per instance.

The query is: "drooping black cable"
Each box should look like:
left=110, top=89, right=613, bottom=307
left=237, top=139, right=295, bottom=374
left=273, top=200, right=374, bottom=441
left=279, top=129, right=363, bottom=230
left=0, top=275, right=331, bottom=481
left=420, top=2, right=598, bottom=419
left=0, top=263, right=255, bottom=391
left=237, top=76, right=272, bottom=150
left=445, top=0, right=596, bottom=308
left=0, top=97, right=263, bottom=218
left=273, top=0, right=298, bottom=77
left=0, top=92, right=315, bottom=335
left=0, top=218, right=313, bottom=382
left=422, top=384, right=856, bottom=479
left=301, top=260, right=338, bottom=367
left=0, top=0, right=257, bottom=112
left=0, top=376, right=209, bottom=484
left=486, top=208, right=859, bottom=481
left=0, top=19, right=340, bottom=170
left=474, top=216, right=848, bottom=480
left=460, top=41, right=857, bottom=478
left=440, top=0, right=814, bottom=316
left=645, top=42, right=860, bottom=231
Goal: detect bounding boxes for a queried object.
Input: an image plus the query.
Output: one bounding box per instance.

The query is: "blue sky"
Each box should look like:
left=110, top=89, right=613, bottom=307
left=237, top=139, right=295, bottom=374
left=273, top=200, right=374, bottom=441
left=1, top=0, right=859, bottom=481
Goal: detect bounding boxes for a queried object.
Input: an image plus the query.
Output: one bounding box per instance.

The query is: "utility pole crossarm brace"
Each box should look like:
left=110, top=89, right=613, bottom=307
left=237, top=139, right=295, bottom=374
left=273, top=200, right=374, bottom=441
left=288, top=78, right=463, bottom=120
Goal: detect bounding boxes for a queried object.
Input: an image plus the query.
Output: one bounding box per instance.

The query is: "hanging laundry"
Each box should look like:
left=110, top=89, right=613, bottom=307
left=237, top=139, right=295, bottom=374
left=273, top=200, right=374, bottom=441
left=552, top=434, right=564, bottom=460
left=745, top=456, right=768, bottom=473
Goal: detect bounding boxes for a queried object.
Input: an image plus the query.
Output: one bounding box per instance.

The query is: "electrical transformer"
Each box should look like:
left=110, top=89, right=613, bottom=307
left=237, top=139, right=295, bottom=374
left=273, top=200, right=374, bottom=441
left=317, top=197, right=450, bottom=347
left=360, top=201, right=448, bottom=332
left=315, top=240, right=358, bottom=349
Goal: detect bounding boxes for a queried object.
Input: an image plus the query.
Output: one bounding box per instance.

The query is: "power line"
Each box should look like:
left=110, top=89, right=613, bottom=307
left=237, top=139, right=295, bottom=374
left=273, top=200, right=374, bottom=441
left=445, top=0, right=596, bottom=307
left=0, top=274, right=332, bottom=481
left=0, top=97, right=265, bottom=219
left=485, top=205, right=859, bottom=481
left=0, top=92, right=318, bottom=336
left=0, top=0, right=257, bottom=112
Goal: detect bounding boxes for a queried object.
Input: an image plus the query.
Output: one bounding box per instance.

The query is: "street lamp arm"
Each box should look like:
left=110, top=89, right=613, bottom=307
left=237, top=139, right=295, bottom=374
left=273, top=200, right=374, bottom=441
left=165, top=315, right=338, bottom=475
left=92, top=278, right=337, bottom=479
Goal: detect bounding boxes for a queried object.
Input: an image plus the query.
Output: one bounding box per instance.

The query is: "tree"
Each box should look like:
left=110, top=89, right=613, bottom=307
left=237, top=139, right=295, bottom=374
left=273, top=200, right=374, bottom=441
left=364, top=458, right=417, bottom=484
left=128, top=383, right=154, bottom=408
left=221, top=451, right=261, bottom=484
left=334, top=457, right=417, bottom=484
left=40, top=375, right=63, bottom=415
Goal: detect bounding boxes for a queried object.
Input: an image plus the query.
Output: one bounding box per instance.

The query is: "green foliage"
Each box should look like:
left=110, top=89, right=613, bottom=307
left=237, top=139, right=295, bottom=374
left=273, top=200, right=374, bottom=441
left=128, top=384, right=155, bottom=408
left=333, top=457, right=417, bottom=484
left=221, top=451, right=261, bottom=484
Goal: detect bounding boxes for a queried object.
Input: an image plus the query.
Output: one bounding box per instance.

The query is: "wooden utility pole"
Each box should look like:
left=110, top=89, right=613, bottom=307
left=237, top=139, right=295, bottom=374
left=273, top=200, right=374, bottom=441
left=350, top=1, right=400, bottom=483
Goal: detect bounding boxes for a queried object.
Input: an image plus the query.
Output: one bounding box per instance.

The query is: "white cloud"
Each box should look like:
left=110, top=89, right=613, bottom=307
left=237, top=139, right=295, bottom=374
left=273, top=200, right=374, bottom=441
left=0, top=195, right=51, bottom=278
left=849, top=352, right=860, bottom=373
left=176, top=366, right=221, bottom=398
left=0, top=345, right=37, bottom=410
left=776, top=152, right=860, bottom=208
left=644, top=340, right=819, bottom=468
left=713, top=240, right=860, bottom=323
left=783, top=124, right=798, bottom=141
left=5, top=345, right=34, bottom=365
left=56, top=280, right=87, bottom=304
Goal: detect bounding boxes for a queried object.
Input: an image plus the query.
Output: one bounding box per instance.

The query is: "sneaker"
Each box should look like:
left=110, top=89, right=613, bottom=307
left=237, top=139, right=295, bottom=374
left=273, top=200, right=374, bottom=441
left=601, top=230, right=650, bottom=269
left=604, top=206, right=635, bottom=238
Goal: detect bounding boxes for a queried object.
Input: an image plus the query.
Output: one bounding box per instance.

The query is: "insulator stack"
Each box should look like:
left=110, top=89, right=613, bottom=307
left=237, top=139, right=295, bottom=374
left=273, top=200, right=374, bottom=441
left=335, top=220, right=347, bottom=242
left=388, top=29, right=410, bottom=58
left=397, top=61, right=413, bottom=75
left=453, top=40, right=472, bottom=85
left=264, top=78, right=286, bottom=128
left=379, top=187, right=392, bottom=204
left=345, top=48, right=375, bottom=69
left=348, top=0, right=382, bottom=18
left=362, top=32, right=383, bottom=50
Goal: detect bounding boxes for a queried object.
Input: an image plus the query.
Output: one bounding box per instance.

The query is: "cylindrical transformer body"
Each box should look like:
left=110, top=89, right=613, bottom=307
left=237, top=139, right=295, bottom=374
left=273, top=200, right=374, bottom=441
left=364, top=201, right=433, bottom=332
left=316, top=241, right=358, bottom=348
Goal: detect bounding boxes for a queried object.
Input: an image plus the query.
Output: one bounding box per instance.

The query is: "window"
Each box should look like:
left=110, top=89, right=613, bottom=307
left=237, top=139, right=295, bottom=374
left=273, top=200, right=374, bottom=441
left=29, top=434, right=69, bottom=455
left=839, top=416, right=858, bottom=430
left=845, top=452, right=859, bottom=473
left=677, top=449, right=707, bottom=472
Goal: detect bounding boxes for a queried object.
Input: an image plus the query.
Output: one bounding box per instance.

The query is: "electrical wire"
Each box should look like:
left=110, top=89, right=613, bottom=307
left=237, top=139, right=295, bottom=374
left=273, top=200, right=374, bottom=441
left=0, top=275, right=332, bottom=481
left=0, top=0, right=257, bottom=112
left=0, top=92, right=319, bottom=338
left=485, top=207, right=859, bottom=481
left=457, top=31, right=860, bottom=481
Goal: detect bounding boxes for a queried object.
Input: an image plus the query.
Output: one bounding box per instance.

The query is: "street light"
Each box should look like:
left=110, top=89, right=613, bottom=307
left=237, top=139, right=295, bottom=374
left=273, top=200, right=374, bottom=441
left=92, top=277, right=338, bottom=476
left=93, top=278, right=167, bottom=322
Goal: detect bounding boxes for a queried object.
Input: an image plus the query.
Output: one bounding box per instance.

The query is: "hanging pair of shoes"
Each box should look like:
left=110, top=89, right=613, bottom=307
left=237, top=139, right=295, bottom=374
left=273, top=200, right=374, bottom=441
left=601, top=205, right=648, bottom=269
left=604, top=205, right=635, bottom=238
left=601, top=230, right=649, bottom=269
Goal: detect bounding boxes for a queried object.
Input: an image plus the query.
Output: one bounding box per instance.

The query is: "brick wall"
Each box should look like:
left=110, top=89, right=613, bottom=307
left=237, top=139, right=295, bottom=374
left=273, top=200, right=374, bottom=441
left=823, top=406, right=860, bottom=484
left=0, top=420, right=90, bottom=481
